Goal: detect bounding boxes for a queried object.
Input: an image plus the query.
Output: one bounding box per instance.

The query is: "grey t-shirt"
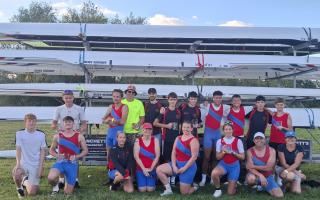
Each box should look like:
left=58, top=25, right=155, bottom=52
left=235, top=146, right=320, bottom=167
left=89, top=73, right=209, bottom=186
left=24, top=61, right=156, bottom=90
left=16, top=129, right=46, bottom=167
left=53, top=104, right=86, bottom=130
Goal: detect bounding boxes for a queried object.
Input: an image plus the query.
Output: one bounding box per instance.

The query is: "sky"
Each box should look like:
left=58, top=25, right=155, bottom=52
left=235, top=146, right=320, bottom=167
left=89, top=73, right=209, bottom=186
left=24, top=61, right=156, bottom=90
left=0, top=0, right=319, bottom=27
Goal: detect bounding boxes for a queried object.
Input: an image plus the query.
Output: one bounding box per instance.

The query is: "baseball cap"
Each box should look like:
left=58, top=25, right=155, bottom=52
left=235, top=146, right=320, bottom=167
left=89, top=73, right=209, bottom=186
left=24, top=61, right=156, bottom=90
left=142, top=123, right=153, bottom=129
left=254, top=132, right=265, bottom=139
left=63, top=89, right=73, bottom=95
left=285, top=131, right=296, bottom=138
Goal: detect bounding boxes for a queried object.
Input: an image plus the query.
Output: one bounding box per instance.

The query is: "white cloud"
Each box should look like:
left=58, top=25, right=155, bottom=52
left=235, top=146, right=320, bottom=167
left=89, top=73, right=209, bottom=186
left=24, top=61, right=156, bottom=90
left=148, top=14, right=184, bottom=25
left=100, top=8, right=117, bottom=16
left=0, top=10, right=9, bottom=22
left=218, top=20, right=253, bottom=27
left=51, top=1, right=118, bottom=18
left=192, top=15, right=198, bottom=20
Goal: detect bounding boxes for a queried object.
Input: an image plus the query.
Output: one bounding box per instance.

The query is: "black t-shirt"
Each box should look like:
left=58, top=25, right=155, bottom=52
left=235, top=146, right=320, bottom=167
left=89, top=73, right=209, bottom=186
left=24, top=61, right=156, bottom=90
left=246, top=110, right=272, bottom=139
left=278, top=144, right=304, bottom=166
left=144, top=101, right=162, bottom=135
left=179, top=103, right=202, bottom=136
left=157, top=108, right=181, bottom=142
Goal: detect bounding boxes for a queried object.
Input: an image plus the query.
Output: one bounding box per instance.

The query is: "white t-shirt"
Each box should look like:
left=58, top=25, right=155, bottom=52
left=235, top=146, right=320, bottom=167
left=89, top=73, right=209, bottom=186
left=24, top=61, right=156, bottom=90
left=216, top=136, right=244, bottom=153
left=53, top=104, right=86, bottom=130
left=16, top=129, right=46, bottom=167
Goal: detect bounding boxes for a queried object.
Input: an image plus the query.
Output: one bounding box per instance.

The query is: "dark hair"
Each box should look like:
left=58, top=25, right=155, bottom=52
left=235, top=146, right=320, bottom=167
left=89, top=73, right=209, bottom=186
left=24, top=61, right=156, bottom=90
left=255, top=95, right=266, bottom=102
left=182, top=120, right=192, bottom=126
left=222, top=121, right=234, bottom=130
left=148, top=88, right=157, bottom=94
left=168, top=92, right=178, bottom=99
left=274, top=97, right=285, bottom=104
left=231, top=94, right=241, bottom=100
left=112, top=89, right=123, bottom=97
left=188, top=91, right=198, bottom=98
left=63, top=116, right=74, bottom=122
left=213, top=90, right=223, bottom=96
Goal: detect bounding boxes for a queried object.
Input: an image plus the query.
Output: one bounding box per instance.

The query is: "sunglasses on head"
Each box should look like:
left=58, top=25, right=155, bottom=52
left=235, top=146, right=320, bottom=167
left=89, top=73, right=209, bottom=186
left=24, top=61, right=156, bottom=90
left=224, top=121, right=233, bottom=126
left=126, top=90, right=134, bottom=94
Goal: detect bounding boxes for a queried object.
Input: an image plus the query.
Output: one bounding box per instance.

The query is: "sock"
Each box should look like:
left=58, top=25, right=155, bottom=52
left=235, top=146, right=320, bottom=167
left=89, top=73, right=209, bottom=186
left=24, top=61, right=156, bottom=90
left=59, top=177, right=64, bottom=183
left=215, top=187, right=221, bottom=190
left=76, top=178, right=79, bottom=182
left=201, top=174, right=207, bottom=182
left=164, top=184, right=172, bottom=191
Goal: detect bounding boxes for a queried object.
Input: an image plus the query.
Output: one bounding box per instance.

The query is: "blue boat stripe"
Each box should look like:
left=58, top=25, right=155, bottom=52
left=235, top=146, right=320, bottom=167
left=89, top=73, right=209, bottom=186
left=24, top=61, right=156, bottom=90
left=208, top=108, right=222, bottom=122
left=139, top=146, right=155, bottom=160
left=58, top=138, right=80, bottom=154
left=176, top=139, right=191, bottom=157
left=111, top=108, right=121, bottom=121
left=228, top=113, right=244, bottom=128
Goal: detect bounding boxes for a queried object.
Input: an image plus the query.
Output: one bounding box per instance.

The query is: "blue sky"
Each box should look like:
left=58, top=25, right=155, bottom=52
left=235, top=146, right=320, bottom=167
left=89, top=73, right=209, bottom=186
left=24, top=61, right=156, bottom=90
left=0, top=0, right=319, bottom=27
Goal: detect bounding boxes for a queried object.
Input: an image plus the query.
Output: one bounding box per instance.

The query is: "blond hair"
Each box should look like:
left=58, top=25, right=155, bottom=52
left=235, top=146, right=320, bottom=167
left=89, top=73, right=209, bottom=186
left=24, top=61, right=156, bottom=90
left=24, top=113, right=37, bottom=121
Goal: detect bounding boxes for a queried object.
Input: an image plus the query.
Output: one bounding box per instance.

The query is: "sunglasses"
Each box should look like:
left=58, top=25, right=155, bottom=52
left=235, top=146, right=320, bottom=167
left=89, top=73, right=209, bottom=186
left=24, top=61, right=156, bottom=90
left=126, top=90, right=135, bottom=94
left=224, top=121, right=233, bottom=126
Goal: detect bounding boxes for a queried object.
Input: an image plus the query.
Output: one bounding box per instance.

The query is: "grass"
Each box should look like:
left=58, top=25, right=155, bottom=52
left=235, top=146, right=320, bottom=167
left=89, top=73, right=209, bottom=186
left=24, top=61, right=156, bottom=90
left=0, top=159, right=320, bottom=200
left=0, top=121, right=320, bottom=199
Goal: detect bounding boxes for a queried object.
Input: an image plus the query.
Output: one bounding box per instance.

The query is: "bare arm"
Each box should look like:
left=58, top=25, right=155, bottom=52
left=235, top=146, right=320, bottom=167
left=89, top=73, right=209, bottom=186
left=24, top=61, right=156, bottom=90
left=102, top=106, right=112, bottom=124
left=150, top=138, right=160, bottom=171
left=133, top=139, right=145, bottom=170
left=51, top=120, right=58, bottom=130
left=49, top=134, right=59, bottom=158
left=153, top=117, right=171, bottom=129
left=80, top=120, right=87, bottom=133
left=16, top=146, right=22, bottom=166
left=171, top=138, right=178, bottom=169
left=76, top=135, right=88, bottom=159
left=286, top=114, right=293, bottom=131
left=119, top=104, right=128, bottom=125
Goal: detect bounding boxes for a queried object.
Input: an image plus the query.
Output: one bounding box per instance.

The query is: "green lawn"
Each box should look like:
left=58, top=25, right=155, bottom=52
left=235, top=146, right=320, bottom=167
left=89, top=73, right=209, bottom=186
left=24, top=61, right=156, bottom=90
left=0, top=159, right=320, bottom=200
left=1, top=122, right=320, bottom=199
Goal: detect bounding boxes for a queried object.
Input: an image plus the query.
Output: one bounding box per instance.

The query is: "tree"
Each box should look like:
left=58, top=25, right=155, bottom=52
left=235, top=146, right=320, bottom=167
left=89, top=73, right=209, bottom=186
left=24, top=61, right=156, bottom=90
left=62, top=0, right=107, bottom=24
left=10, top=1, right=57, bottom=23
left=124, top=12, right=147, bottom=25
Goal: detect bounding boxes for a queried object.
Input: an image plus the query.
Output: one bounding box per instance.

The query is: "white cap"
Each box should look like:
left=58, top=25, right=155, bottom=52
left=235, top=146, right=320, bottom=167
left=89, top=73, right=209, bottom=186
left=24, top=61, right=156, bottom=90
left=253, top=132, right=265, bottom=139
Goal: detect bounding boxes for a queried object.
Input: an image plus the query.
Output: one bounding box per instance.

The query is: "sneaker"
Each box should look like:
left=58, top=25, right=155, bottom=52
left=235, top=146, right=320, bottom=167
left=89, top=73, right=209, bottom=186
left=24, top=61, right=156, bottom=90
left=276, top=175, right=283, bottom=187
left=51, top=183, right=60, bottom=196
left=160, top=189, right=173, bottom=196
left=199, top=179, right=206, bottom=187
left=256, top=185, right=264, bottom=192
left=170, top=176, right=176, bottom=186
left=213, top=189, right=222, bottom=198
left=75, top=180, right=80, bottom=189
left=193, top=183, right=199, bottom=192
left=17, top=188, right=25, bottom=199
left=21, top=176, right=28, bottom=188
left=58, top=181, right=65, bottom=189
left=109, top=183, right=120, bottom=191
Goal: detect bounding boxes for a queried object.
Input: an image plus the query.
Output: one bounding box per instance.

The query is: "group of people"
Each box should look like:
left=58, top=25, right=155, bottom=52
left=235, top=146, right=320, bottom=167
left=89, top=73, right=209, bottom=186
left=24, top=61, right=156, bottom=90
left=12, top=84, right=306, bottom=198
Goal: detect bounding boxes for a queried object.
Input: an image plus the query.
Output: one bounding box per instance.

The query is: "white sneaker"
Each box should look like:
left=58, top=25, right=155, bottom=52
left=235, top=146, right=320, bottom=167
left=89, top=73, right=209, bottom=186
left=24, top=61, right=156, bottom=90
left=276, top=176, right=283, bottom=187
left=256, top=185, right=263, bottom=192
left=213, top=189, right=222, bottom=198
left=193, top=183, right=199, bottom=191
left=160, top=189, right=173, bottom=196
left=51, top=184, right=60, bottom=196
left=170, top=176, right=176, bottom=186
left=199, top=179, right=206, bottom=187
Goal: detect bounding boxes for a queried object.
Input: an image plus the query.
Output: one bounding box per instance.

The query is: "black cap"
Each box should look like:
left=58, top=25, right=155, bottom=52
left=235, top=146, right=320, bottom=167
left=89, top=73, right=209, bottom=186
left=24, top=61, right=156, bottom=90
left=148, top=88, right=157, bottom=94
